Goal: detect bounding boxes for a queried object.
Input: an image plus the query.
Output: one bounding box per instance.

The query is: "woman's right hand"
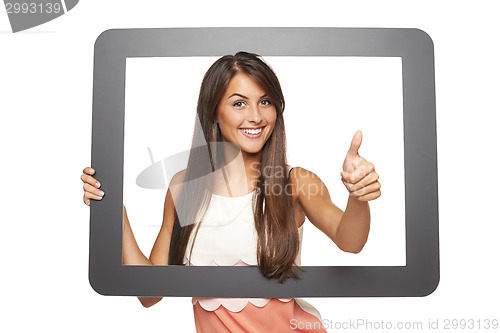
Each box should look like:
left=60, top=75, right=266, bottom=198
left=81, top=167, right=105, bottom=206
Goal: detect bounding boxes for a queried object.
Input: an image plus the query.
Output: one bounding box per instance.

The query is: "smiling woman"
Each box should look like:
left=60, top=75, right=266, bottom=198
left=81, top=51, right=381, bottom=332
left=168, top=53, right=302, bottom=284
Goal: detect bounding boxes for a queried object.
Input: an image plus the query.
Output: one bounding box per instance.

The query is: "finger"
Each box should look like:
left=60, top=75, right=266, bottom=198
left=81, top=173, right=101, bottom=188
left=82, top=192, right=103, bottom=206
left=84, top=191, right=104, bottom=203
left=350, top=181, right=381, bottom=198
left=83, top=183, right=105, bottom=197
left=346, top=130, right=363, bottom=158
left=356, top=189, right=382, bottom=202
left=342, top=163, right=374, bottom=184
left=343, top=179, right=360, bottom=194
left=342, top=179, right=354, bottom=192
left=342, top=178, right=358, bottom=192
left=342, top=175, right=374, bottom=193
left=347, top=171, right=379, bottom=191
left=83, top=167, right=95, bottom=175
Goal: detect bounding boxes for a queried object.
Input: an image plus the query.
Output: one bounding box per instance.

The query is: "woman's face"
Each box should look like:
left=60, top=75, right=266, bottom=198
left=216, top=73, right=277, bottom=155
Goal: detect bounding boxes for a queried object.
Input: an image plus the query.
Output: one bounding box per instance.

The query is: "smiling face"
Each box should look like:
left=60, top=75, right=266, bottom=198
left=216, top=73, right=277, bottom=156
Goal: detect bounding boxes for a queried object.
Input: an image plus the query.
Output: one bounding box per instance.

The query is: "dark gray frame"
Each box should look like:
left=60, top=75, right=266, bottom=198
left=89, top=27, right=439, bottom=297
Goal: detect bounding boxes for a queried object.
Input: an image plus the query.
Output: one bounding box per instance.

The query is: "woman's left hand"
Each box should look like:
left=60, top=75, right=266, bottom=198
left=341, top=130, right=381, bottom=202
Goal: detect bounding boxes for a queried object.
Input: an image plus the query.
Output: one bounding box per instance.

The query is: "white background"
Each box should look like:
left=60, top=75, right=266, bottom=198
left=1, top=1, right=499, bottom=332
left=124, top=56, right=405, bottom=266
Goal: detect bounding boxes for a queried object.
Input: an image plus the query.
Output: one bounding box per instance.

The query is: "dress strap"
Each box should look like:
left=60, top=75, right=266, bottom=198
left=286, top=164, right=294, bottom=178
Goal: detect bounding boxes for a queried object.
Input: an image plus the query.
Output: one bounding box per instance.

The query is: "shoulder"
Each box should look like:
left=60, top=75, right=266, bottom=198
left=288, top=166, right=328, bottom=200
left=167, top=169, right=187, bottom=202
left=170, top=169, right=187, bottom=186
left=288, top=166, right=321, bottom=185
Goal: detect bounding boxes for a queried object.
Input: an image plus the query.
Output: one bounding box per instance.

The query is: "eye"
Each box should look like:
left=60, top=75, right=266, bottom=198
left=233, top=101, right=245, bottom=108
left=260, top=99, right=272, bottom=106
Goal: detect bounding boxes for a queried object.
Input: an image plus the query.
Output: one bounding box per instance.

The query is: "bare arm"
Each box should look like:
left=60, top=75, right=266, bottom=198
left=290, top=167, right=372, bottom=253
left=122, top=205, right=152, bottom=265
left=334, top=196, right=370, bottom=253
left=122, top=205, right=162, bottom=308
left=292, top=132, right=381, bottom=253
left=135, top=186, right=177, bottom=307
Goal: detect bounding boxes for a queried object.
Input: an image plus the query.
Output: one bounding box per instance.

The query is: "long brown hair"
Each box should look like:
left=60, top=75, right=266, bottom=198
left=168, top=52, right=301, bottom=282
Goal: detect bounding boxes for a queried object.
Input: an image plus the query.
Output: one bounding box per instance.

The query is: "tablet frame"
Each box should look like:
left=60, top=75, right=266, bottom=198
left=89, top=27, right=439, bottom=297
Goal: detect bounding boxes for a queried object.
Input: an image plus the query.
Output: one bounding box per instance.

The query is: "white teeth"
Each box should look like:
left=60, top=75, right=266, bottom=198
left=242, top=128, right=262, bottom=135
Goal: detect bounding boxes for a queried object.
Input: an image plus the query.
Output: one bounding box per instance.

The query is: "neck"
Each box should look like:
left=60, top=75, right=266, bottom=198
left=241, top=150, right=262, bottom=175
left=219, top=148, right=261, bottom=196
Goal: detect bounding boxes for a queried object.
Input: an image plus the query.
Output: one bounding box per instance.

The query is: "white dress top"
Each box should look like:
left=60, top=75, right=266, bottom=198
left=183, top=167, right=321, bottom=320
left=184, top=190, right=303, bottom=266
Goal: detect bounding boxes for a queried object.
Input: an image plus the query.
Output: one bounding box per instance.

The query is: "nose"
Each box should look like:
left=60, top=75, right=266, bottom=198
left=247, top=104, right=263, bottom=124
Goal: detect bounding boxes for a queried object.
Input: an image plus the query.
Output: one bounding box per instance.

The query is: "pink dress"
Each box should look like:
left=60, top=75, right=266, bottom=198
left=184, top=184, right=327, bottom=332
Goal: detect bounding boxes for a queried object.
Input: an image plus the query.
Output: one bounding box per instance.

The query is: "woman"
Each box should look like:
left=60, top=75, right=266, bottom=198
left=81, top=51, right=381, bottom=332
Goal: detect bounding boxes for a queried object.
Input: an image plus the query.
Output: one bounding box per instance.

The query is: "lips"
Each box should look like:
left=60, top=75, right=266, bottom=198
left=239, top=126, right=264, bottom=138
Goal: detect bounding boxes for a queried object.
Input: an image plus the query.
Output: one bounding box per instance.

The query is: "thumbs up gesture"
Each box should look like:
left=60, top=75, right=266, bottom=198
left=341, top=131, right=381, bottom=201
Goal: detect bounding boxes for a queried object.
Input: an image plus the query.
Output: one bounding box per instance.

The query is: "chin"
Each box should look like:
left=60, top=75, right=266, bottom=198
left=240, top=146, right=264, bottom=155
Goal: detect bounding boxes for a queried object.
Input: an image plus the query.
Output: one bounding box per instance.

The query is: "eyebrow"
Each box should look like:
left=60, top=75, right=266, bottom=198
left=228, top=93, right=268, bottom=99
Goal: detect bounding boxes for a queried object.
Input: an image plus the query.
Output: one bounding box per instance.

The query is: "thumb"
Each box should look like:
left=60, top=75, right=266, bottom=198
left=346, top=130, right=363, bottom=158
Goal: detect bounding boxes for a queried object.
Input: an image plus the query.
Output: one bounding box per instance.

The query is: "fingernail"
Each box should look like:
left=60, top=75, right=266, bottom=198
left=99, top=191, right=104, bottom=196
left=98, top=196, right=103, bottom=200
left=96, top=182, right=101, bottom=188
left=90, top=168, right=95, bottom=173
